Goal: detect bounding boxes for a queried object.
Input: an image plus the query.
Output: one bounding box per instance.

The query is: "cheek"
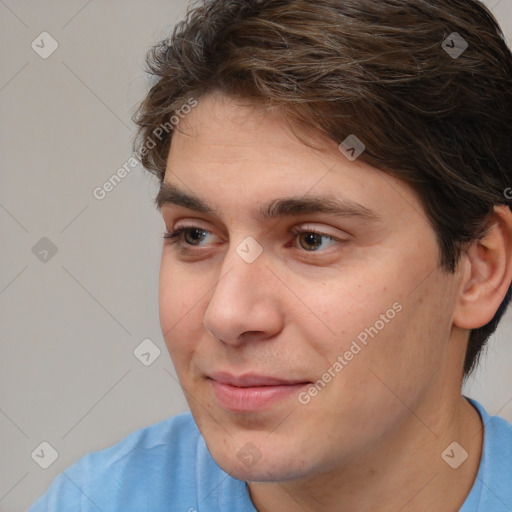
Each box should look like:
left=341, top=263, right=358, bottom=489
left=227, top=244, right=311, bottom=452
left=158, top=260, right=203, bottom=358
left=296, top=264, right=451, bottom=395
left=337, top=277, right=456, bottom=409
left=159, top=255, right=197, bottom=323
left=296, top=269, right=398, bottom=358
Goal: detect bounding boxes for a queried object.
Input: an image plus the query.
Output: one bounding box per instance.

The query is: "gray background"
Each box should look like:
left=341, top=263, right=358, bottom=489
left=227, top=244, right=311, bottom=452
left=0, top=1, right=511, bottom=510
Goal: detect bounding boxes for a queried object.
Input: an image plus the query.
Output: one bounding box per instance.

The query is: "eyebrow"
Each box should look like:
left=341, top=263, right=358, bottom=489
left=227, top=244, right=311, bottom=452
left=155, top=182, right=382, bottom=222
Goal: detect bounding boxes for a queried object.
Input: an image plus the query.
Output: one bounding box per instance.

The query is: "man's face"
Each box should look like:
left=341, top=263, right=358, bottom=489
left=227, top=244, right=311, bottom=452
left=158, top=92, right=465, bottom=481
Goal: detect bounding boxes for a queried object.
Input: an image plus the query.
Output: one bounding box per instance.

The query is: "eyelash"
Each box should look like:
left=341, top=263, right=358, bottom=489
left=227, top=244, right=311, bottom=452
left=162, top=226, right=342, bottom=253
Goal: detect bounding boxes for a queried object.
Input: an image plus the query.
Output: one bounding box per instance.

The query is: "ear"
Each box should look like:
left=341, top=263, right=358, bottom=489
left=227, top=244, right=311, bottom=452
left=454, top=205, right=512, bottom=330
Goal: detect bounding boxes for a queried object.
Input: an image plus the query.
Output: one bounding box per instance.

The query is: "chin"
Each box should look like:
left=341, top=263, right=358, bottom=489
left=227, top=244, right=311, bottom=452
left=204, top=434, right=315, bottom=483
left=220, top=456, right=310, bottom=483
left=189, top=401, right=328, bottom=482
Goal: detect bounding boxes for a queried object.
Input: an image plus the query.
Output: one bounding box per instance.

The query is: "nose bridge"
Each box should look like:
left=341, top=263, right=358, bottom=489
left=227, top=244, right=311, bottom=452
left=202, top=239, right=281, bottom=343
left=214, top=233, right=268, bottom=297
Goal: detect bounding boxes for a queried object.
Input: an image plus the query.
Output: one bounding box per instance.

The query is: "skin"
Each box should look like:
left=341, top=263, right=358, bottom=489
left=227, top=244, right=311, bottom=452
left=157, top=91, right=512, bottom=511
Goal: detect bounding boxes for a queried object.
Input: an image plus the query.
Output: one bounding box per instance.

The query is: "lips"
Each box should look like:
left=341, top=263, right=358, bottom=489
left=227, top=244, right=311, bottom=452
left=208, top=371, right=309, bottom=387
left=207, top=371, right=310, bottom=412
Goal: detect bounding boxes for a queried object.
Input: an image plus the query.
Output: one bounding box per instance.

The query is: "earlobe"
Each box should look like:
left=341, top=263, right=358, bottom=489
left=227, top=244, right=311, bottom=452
left=454, top=206, right=512, bottom=330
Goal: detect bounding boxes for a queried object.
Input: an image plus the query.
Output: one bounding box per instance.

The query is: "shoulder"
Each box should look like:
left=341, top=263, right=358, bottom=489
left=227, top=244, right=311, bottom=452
left=28, top=412, right=206, bottom=512
left=470, top=397, right=512, bottom=453
left=466, top=398, right=512, bottom=510
left=73, top=411, right=201, bottom=477
left=84, top=410, right=201, bottom=466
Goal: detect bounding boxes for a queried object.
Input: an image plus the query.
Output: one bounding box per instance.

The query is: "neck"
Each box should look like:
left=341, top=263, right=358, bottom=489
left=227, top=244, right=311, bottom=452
left=247, top=395, right=483, bottom=512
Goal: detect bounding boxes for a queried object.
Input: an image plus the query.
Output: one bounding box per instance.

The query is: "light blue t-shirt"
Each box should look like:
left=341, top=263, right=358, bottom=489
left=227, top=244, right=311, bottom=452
left=28, top=397, right=512, bottom=511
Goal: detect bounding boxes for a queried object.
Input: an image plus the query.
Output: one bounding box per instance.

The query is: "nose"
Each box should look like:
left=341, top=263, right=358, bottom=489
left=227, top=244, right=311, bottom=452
left=202, top=243, right=283, bottom=345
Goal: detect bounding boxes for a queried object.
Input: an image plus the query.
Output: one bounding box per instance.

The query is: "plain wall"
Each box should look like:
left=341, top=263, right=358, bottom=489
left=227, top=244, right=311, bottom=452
left=1, top=1, right=511, bottom=510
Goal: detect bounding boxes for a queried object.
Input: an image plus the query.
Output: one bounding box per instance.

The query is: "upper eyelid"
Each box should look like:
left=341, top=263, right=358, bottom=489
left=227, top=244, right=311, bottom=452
left=168, top=224, right=345, bottom=239
left=166, top=225, right=347, bottom=248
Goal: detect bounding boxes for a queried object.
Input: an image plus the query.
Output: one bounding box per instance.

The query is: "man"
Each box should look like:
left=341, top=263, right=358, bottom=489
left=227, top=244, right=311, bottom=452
left=29, top=0, right=512, bottom=510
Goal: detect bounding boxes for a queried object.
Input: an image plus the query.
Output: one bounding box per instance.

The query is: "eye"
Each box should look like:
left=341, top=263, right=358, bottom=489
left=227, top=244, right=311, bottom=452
left=163, top=226, right=343, bottom=252
left=163, top=227, right=216, bottom=247
left=289, top=227, right=342, bottom=252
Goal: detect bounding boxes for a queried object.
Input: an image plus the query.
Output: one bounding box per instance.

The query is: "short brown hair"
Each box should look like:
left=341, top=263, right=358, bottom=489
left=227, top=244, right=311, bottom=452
left=133, top=0, right=512, bottom=377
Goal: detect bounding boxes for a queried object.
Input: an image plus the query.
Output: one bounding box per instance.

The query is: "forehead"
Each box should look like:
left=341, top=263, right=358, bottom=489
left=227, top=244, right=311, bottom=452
left=161, top=93, right=424, bottom=224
